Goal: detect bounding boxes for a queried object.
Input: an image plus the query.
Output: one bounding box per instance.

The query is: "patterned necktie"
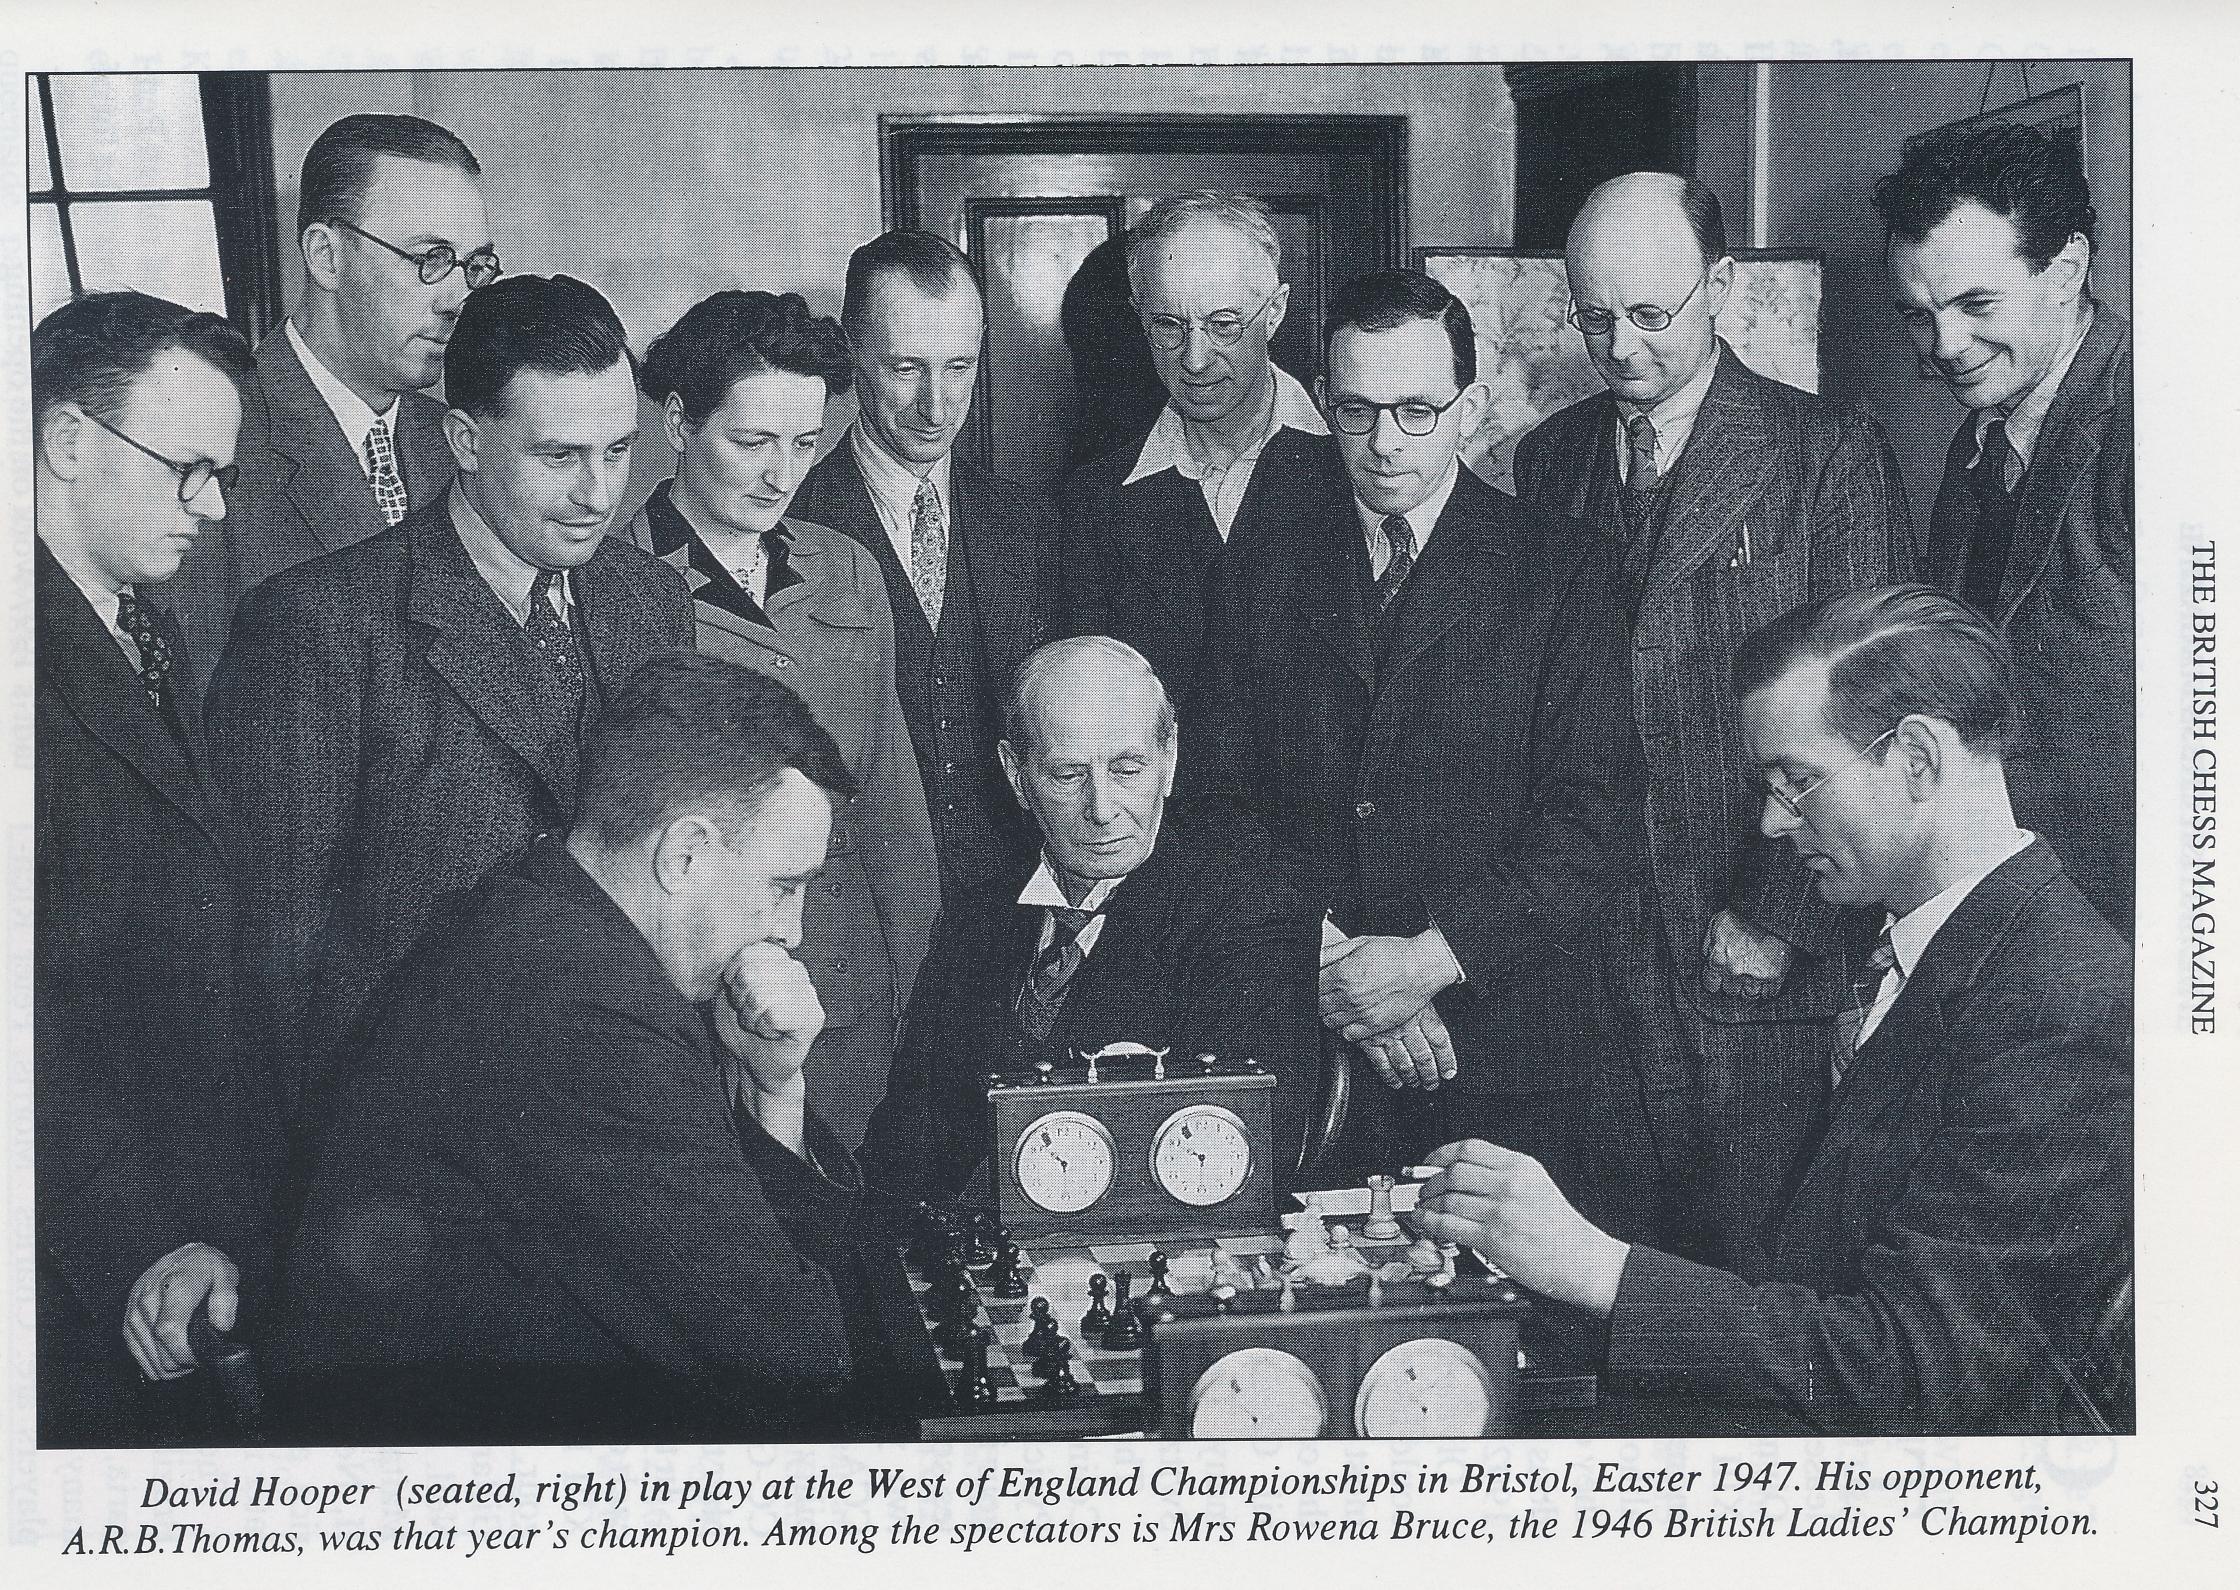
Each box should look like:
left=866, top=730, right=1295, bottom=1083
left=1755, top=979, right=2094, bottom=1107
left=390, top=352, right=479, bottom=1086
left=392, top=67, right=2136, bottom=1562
left=114, top=588, right=177, bottom=719
left=364, top=415, right=409, bottom=527
left=910, top=475, right=947, bottom=630
left=524, top=569, right=584, bottom=702
left=1018, top=905, right=1100, bottom=1042
left=1374, top=513, right=1417, bottom=613
left=1625, top=412, right=1661, bottom=492
left=1960, top=417, right=2020, bottom=615
left=1831, top=928, right=1899, bottom=1087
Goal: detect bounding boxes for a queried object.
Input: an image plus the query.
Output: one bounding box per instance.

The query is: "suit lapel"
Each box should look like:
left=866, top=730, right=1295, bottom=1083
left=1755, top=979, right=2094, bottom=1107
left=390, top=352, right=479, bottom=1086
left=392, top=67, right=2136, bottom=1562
left=1546, top=398, right=1612, bottom=524
left=1306, top=496, right=1376, bottom=690
left=256, top=331, right=388, bottom=555
left=952, top=459, right=1038, bottom=649
left=1378, top=469, right=1506, bottom=682
left=35, top=543, right=228, bottom=853
left=1997, top=311, right=2123, bottom=620
left=403, top=501, right=572, bottom=804
left=1644, top=347, right=1771, bottom=600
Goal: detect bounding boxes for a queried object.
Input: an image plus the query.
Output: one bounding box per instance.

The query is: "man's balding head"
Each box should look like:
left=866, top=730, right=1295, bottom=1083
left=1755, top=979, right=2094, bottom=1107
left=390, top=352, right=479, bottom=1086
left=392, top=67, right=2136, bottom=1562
left=1000, top=638, right=1178, bottom=893
left=1564, top=172, right=1733, bottom=410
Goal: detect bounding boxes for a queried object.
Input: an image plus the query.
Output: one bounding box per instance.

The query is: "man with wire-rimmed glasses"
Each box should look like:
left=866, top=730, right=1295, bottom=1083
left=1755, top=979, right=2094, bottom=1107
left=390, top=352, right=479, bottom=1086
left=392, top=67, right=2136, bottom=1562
left=166, top=112, right=499, bottom=703
left=1058, top=190, right=1343, bottom=703
left=1513, top=172, right=1913, bottom=1275
left=32, top=290, right=284, bottom=1445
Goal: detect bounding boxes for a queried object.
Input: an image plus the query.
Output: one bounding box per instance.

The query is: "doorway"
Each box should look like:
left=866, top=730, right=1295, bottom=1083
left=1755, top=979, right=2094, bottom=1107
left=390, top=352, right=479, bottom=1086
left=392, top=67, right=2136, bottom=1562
left=883, top=114, right=1407, bottom=490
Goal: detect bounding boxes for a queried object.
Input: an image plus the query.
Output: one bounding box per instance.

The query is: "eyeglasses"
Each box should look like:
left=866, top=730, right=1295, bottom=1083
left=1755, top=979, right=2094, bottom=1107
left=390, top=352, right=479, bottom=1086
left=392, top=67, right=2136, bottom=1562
left=1138, top=286, right=1279, bottom=352
left=81, top=410, right=239, bottom=502
left=1757, top=727, right=1899, bottom=822
left=335, top=218, right=502, bottom=290
left=1567, top=271, right=1707, bottom=337
left=1325, top=389, right=1468, bottom=437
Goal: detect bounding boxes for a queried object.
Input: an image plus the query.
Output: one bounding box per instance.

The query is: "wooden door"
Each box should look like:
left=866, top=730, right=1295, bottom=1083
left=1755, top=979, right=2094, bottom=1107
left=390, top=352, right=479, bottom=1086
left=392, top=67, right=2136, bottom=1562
left=886, top=116, right=1406, bottom=489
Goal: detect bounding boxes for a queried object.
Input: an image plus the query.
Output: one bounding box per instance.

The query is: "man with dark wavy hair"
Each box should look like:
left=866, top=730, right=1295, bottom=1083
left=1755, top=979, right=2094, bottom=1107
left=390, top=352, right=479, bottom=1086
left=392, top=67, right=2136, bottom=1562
left=208, top=274, right=691, bottom=1113
left=1875, top=120, right=2133, bottom=932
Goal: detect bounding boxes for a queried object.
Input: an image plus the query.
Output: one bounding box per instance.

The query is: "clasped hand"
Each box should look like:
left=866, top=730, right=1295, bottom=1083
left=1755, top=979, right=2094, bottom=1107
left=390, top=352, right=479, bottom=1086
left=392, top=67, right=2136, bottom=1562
left=1320, top=930, right=1459, bottom=1089
left=124, top=1242, right=238, bottom=1381
left=715, top=942, right=826, bottom=1096
left=1700, top=907, right=1793, bottom=1001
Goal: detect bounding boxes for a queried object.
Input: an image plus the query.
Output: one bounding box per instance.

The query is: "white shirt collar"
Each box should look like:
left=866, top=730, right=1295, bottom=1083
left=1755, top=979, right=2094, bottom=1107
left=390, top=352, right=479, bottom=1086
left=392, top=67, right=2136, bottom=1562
left=1884, top=829, right=2038, bottom=978
left=286, top=318, right=402, bottom=472
left=1123, top=363, right=1327, bottom=488
left=1017, top=857, right=1124, bottom=913
left=1353, top=457, right=1462, bottom=562
left=849, top=422, right=952, bottom=571
left=448, top=484, right=570, bottom=627
left=1614, top=345, right=1721, bottom=481
left=1969, top=302, right=2094, bottom=477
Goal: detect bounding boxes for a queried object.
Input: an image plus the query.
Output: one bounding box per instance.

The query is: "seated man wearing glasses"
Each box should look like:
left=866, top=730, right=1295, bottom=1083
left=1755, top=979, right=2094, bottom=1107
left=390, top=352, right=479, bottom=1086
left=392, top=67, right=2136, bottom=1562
left=165, top=112, right=501, bottom=702
left=1511, top=173, right=1914, bottom=1270
left=1193, top=268, right=1644, bottom=1211
left=1058, top=190, right=1345, bottom=705
left=1417, top=586, right=2132, bottom=1437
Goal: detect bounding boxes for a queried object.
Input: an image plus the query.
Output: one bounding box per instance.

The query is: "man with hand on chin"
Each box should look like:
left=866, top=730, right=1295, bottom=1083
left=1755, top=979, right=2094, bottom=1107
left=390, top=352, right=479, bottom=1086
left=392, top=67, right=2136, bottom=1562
left=1416, top=587, right=2131, bottom=1436
left=282, top=654, right=920, bottom=1442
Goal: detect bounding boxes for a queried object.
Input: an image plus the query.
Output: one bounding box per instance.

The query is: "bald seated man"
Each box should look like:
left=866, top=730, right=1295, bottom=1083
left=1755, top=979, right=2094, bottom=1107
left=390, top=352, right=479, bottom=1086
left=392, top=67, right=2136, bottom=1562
left=1512, top=172, right=1913, bottom=1270
left=859, top=636, right=1322, bottom=1200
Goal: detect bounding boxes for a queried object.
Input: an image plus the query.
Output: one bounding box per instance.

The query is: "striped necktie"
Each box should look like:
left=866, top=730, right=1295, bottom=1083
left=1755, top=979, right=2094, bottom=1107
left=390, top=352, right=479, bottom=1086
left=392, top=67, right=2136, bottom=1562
left=1831, top=928, right=1899, bottom=1087
left=1018, top=905, right=1100, bottom=1041
left=1374, top=513, right=1417, bottom=612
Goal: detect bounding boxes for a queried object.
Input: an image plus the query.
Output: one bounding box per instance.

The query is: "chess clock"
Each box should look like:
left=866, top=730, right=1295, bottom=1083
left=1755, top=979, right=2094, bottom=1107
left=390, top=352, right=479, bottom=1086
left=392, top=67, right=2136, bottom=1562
left=988, top=1047, right=1278, bottom=1243
left=1142, top=1279, right=1528, bottom=1439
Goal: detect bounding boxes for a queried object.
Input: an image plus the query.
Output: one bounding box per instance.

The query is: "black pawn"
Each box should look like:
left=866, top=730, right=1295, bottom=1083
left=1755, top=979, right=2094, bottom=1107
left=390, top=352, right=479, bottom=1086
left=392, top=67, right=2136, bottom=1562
left=1145, top=1249, right=1173, bottom=1299
left=1080, top=1272, right=1113, bottom=1336
left=969, top=1211, right=1001, bottom=1265
left=1022, top=1297, right=1062, bottom=1364
left=957, top=1325, right=999, bottom=1407
left=1103, top=1271, right=1145, bottom=1351
left=932, top=1270, right=979, bottom=1356
left=1035, top=1335, right=1081, bottom=1400
left=988, top=1239, right=1029, bottom=1299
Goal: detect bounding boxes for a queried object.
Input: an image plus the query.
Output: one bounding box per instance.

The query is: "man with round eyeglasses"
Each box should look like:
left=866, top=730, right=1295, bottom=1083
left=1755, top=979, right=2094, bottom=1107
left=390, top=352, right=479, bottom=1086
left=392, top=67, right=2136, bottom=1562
left=1059, top=190, right=1345, bottom=702
left=1513, top=171, right=1913, bottom=1274
left=32, top=291, right=283, bottom=1446
left=165, top=112, right=499, bottom=703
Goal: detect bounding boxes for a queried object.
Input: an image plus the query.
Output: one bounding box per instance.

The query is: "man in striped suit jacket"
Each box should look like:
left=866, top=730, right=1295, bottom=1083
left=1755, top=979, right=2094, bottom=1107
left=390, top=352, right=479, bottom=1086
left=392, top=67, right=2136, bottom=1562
left=1418, top=588, right=2131, bottom=1437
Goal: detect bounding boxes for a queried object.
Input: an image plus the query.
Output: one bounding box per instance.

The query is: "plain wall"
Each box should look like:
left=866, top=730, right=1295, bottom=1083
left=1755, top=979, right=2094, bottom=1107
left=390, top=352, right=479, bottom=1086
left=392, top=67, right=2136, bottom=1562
left=1700, top=59, right=2131, bottom=523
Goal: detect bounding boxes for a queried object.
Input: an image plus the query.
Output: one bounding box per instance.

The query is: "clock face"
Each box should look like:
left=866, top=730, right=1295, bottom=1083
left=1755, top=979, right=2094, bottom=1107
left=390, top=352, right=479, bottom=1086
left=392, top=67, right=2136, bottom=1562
left=1189, top=1347, right=1328, bottom=1438
left=1011, top=1110, right=1116, bottom=1214
left=1149, top=1104, right=1253, bottom=1208
left=1353, top=1338, right=1498, bottom=1437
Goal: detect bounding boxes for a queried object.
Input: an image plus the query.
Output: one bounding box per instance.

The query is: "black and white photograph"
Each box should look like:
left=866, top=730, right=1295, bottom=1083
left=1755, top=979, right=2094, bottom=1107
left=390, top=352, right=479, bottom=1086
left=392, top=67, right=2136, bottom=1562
left=5, top=2, right=2227, bottom=1581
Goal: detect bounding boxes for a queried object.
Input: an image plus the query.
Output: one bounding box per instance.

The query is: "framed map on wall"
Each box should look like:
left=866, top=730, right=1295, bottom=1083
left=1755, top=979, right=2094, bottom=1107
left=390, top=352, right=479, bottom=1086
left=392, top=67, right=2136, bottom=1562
left=1413, top=246, right=1823, bottom=491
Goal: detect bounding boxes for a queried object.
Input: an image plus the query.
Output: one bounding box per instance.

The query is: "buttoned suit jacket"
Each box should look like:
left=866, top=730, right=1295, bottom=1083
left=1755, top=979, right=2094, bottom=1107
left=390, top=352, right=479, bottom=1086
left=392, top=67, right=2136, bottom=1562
left=1604, top=841, right=2132, bottom=1434
left=1513, top=342, right=1914, bottom=1021
left=205, top=494, right=693, bottom=1111
left=279, top=840, right=863, bottom=1443
left=1059, top=422, right=1350, bottom=703
left=163, top=327, right=453, bottom=705
left=1925, top=306, right=2133, bottom=931
left=792, top=440, right=1056, bottom=892
left=1192, top=461, right=1647, bottom=1096
left=857, top=805, right=1321, bottom=1203
left=34, top=540, right=282, bottom=1444
left=627, top=492, right=940, bottom=1145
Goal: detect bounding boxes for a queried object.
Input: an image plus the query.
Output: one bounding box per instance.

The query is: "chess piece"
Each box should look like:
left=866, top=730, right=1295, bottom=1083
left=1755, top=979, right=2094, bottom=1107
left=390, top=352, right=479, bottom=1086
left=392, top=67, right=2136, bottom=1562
left=1022, top=1297, right=1062, bottom=1364
left=1211, top=1249, right=1254, bottom=1294
left=1145, top=1249, right=1173, bottom=1299
left=988, top=1239, right=1029, bottom=1299
left=957, top=1326, right=999, bottom=1406
left=1080, top=1272, right=1112, bottom=1336
left=1330, top=1222, right=1357, bottom=1255
left=969, top=1211, right=1001, bottom=1264
left=1284, top=1204, right=1330, bottom=1266
left=1406, top=1236, right=1444, bottom=1272
left=1103, top=1274, right=1145, bottom=1351
left=1252, top=1256, right=1279, bottom=1290
left=932, top=1269, right=979, bottom=1356
left=1208, top=1282, right=1239, bottom=1312
left=1367, top=1273, right=1385, bottom=1308
left=1035, top=1336, right=1081, bottom=1400
left=1278, top=1273, right=1297, bottom=1312
left=1364, top=1174, right=1402, bottom=1241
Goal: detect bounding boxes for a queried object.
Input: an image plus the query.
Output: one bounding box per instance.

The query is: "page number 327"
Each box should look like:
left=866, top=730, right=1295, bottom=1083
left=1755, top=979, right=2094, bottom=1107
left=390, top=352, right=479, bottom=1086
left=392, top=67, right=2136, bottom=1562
left=2197, top=1481, right=2220, bottom=1527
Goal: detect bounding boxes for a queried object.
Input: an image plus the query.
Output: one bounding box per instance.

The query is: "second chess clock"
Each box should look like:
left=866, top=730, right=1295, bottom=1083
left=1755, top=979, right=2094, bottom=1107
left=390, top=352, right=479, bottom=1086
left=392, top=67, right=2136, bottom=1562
left=989, top=1047, right=1277, bottom=1242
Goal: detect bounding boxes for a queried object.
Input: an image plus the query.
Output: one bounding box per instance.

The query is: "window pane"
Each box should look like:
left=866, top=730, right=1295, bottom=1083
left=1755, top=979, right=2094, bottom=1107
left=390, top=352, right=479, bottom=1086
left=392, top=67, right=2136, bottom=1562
left=48, top=73, right=209, bottom=192
left=31, top=204, right=73, bottom=322
left=69, top=200, right=227, bottom=316
left=28, top=84, right=52, bottom=190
